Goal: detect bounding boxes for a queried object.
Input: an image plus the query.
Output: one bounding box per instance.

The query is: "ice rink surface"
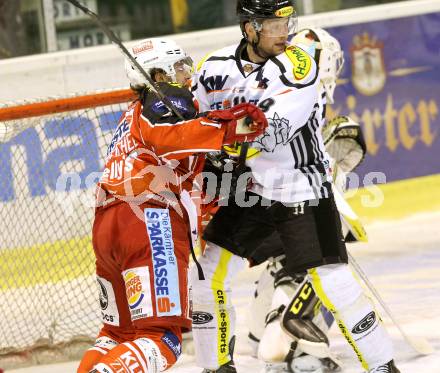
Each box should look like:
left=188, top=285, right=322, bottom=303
left=7, top=211, right=440, bottom=373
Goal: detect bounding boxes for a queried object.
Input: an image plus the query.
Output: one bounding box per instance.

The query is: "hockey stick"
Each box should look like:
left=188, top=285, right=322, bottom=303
left=234, top=141, right=250, bottom=193
left=348, top=252, right=434, bottom=356
left=65, top=0, right=185, bottom=121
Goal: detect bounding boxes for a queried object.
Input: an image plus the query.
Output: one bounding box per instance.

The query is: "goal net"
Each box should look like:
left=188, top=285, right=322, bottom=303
left=0, top=89, right=136, bottom=369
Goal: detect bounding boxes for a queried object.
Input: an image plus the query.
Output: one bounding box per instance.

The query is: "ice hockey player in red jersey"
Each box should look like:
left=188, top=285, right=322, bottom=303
left=77, top=38, right=267, bottom=373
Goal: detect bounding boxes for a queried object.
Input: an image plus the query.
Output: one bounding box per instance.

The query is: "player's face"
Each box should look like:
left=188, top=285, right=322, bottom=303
left=258, top=32, right=289, bottom=57
left=246, top=17, right=294, bottom=58
left=174, top=58, right=193, bottom=86
left=260, top=17, right=292, bottom=37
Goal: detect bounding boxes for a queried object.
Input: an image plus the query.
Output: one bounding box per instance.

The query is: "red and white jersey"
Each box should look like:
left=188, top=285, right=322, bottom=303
left=97, top=83, right=226, bottom=207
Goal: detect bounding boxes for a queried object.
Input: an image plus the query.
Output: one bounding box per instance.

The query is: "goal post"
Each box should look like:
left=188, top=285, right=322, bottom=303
left=0, top=88, right=135, bottom=369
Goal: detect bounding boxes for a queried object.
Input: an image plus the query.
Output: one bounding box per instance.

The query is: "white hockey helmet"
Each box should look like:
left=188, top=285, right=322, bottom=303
left=292, top=28, right=344, bottom=103
left=124, top=38, right=193, bottom=89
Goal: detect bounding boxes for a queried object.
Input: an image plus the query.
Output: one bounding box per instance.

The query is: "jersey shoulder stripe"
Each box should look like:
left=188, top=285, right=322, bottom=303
left=196, top=44, right=238, bottom=71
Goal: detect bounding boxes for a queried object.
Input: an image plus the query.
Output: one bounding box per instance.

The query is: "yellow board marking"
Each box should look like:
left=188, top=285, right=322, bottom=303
left=0, top=236, right=94, bottom=290
left=345, top=173, right=440, bottom=222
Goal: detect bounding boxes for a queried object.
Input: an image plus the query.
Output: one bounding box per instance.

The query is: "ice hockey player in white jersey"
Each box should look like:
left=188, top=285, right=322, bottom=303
left=247, top=28, right=370, bottom=373
left=190, top=1, right=400, bottom=373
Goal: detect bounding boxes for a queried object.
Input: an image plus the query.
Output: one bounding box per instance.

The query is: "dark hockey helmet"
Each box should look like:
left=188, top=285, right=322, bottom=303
left=237, top=0, right=297, bottom=38
left=237, top=0, right=296, bottom=20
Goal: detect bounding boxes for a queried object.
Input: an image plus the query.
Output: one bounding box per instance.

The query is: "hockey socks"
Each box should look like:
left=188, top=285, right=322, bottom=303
left=309, top=264, right=394, bottom=371
left=93, top=338, right=164, bottom=373
left=190, top=244, right=244, bottom=369
left=77, top=336, right=119, bottom=373
left=91, top=330, right=182, bottom=373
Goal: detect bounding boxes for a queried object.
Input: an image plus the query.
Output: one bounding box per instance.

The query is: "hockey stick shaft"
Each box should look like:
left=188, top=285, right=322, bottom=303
left=348, top=252, right=434, bottom=355
left=65, top=0, right=185, bottom=121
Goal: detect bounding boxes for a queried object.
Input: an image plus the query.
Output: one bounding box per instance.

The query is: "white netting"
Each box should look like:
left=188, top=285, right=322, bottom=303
left=0, top=89, right=134, bottom=369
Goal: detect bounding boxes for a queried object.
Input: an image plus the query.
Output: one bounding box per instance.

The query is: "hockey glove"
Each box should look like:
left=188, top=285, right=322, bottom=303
left=207, top=103, right=268, bottom=144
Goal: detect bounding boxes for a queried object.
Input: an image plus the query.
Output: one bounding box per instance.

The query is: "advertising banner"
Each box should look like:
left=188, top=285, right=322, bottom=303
left=327, top=13, right=440, bottom=184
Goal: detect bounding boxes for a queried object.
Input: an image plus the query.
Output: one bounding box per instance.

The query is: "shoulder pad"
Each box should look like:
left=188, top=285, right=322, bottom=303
left=196, top=44, right=237, bottom=72
left=196, top=51, right=215, bottom=72
left=284, top=45, right=313, bottom=81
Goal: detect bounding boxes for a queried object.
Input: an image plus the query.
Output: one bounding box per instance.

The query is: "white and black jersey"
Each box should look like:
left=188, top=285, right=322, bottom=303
left=193, top=39, right=332, bottom=203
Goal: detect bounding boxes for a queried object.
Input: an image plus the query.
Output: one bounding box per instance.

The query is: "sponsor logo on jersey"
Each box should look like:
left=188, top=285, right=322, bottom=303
left=107, top=118, right=130, bottom=156
left=152, top=97, right=189, bottom=115
left=161, top=331, right=182, bottom=359
left=123, top=267, right=153, bottom=320
left=192, top=311, right=214, bottom=324
left=243, top=64, right=254, bottom=74
left=200, top=73, right=229, bottom=93
left=145, top=208, right=182, bottom=317
left=97, top=277, right=108, bottom=310
left=97, top=276, right=121, bottom=326
left=275, top=6, right=294, bottom=17
left=285, top=46, right=312, bottom=80
left=352, top=311, right=377, bottom=334
left=124, top=271, right=145, bottom=309
left=110, top=351, right=141, bottom=371
left=253, top=112, right=293, bottom=152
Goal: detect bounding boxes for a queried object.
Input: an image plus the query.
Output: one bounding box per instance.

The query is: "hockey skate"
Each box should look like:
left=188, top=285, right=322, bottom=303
left=262, top=352, right=342, bottom=373
left=261, top=341, right=342, bottom=373
left=369, top=360, right=400, bottom=373
left=264, top=354, right=325, bottom=373
left=202, top=360, right=237, bottom=373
